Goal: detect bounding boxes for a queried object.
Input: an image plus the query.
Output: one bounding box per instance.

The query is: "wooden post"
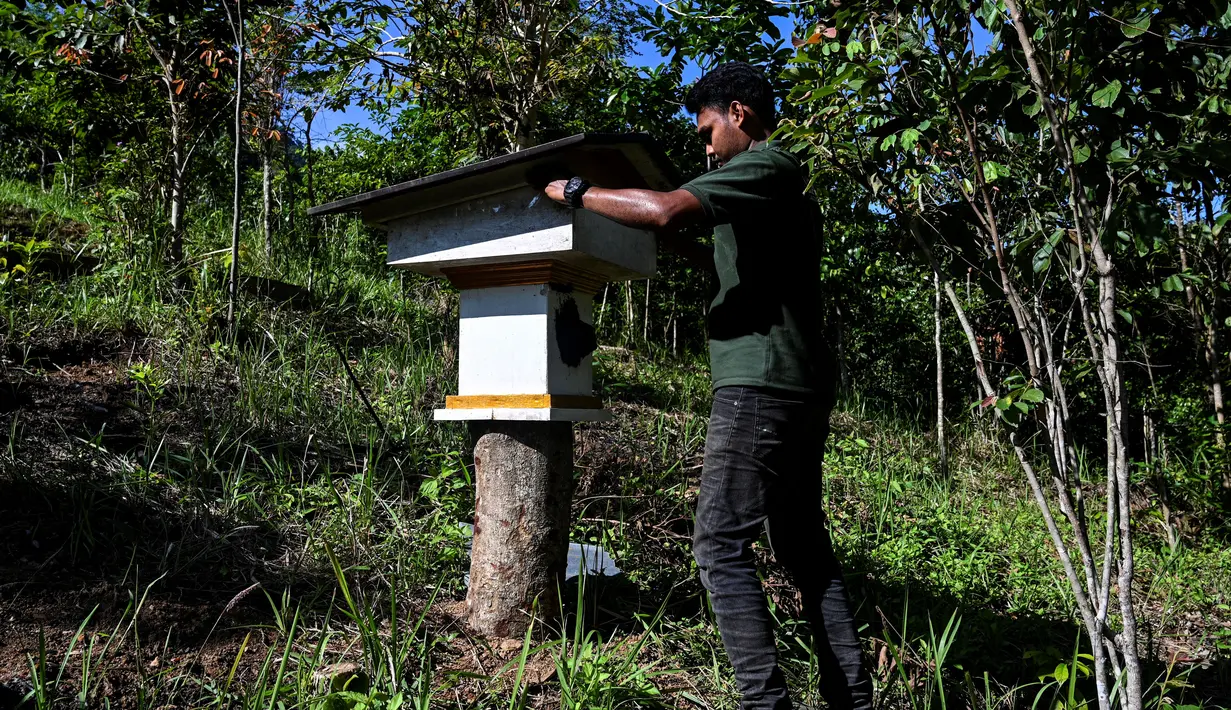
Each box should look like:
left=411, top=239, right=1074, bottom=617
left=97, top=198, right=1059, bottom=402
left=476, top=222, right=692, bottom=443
left=466, top=421, right=574, bottom=637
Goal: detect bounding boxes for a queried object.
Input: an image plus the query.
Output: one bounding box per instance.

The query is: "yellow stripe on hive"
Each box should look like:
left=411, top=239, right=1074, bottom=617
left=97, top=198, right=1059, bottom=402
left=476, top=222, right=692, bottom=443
left=444, top=394, right=603, bottom=410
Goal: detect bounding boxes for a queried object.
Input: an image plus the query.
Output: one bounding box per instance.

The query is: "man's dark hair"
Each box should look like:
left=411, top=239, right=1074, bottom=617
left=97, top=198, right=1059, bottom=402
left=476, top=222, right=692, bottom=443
left=684, top=61, right=776, bottom=126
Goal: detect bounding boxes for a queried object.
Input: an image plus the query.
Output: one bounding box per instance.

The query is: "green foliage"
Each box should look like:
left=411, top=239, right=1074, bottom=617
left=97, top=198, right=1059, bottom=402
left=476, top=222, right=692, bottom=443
left=294, top=0, right=638, bottom=154
left=312, top=107, right=474, bottom=203
left=551, top=576, right=670, bottom=709
left=2, top=0, right=1231, bottom=706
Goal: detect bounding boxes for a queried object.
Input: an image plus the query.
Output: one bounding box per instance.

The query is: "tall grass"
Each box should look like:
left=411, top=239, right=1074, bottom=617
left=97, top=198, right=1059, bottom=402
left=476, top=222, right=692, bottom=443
left=0, top=178, right=100, bottom=227
left=2, top=182, right=1226, bottom=709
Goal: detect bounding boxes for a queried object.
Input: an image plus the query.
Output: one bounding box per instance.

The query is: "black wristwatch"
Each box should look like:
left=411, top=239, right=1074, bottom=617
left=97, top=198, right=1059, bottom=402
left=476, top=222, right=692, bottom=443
left=562, top=176, right=592, bottom=209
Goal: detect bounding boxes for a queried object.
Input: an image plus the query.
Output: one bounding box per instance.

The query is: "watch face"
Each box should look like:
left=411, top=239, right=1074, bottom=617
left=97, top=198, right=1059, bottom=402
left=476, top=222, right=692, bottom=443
left=565, top=177, right=586, bottom=206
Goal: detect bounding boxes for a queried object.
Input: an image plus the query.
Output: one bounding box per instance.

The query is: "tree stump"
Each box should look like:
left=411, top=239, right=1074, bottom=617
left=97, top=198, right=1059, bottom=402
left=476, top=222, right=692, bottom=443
left=466, top=421, right=575, bottom=638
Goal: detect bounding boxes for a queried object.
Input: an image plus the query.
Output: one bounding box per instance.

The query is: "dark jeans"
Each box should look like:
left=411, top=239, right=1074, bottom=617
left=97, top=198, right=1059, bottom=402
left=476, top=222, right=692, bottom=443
left=693, top=386, right=873, bottom=710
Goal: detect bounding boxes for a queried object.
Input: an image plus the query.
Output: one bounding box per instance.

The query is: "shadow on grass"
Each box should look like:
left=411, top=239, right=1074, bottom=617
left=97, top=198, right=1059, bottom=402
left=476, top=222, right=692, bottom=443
left=548, top=526, right=1230, bottom=708
left=2, top=328, right=1225, bottom=707
left=0, top=332, right=409, bottom=699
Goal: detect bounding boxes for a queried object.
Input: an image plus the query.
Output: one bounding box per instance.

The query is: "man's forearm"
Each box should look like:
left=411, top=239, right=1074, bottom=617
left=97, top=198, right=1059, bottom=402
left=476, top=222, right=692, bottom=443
left=577, top=187, right=699, bottom=231
left=544, top=181, right=714, bottom=273
left=581, top=188, right=714, bottom=272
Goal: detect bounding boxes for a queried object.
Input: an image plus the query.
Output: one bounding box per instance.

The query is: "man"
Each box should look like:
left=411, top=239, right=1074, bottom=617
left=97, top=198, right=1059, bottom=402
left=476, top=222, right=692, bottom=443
left=545, top=61, right=872, bottom=710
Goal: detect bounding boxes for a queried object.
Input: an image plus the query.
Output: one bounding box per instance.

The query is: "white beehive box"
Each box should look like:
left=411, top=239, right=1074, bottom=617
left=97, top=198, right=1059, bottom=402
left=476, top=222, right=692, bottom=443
left=308, top=134, right=678, bottom=421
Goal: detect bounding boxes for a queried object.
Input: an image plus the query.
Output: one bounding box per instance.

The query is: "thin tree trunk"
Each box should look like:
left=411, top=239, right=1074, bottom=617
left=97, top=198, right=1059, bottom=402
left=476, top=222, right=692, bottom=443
left=1205, top=188, right=1228, bottom=463
left=596, top=284, right=609, bottom=329
left=624, top=281, right=633, bottom=345
left=1004, top=3, right=1143, bottom=704
left=1175, top=206, right=1225, bottom=444
left=1201, top=187, right=1227, bottom=449
left=262, top=144, right=273, bottom=259
left=1096, top=250, right=1143, bottom=710
left=832, top=303, right=850, bottom=393
left=305, top=109, right=316, bottom=207
left=283, top=127, right=295, bottom=234
left=168, top=96, right=186, bottom=266
left=1143, top=411, right=1178, bottom=552
left=933, top=270, right=947, bottom=476
left=643, top=278, right=651, bottom=344
left=226, top=0, right=244, bottom=329
left=906, top=216, right=991, bottom=397
left=513, top=105, right=539, bottom=151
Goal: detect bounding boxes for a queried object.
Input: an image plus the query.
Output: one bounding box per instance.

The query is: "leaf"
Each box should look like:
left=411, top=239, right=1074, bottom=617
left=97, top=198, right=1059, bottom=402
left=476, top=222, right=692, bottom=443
left=1117, top=309, right=1133, bottom=323
left=1033, top=229, right=1063, bottom=272
left=1107, top=146, right=1133, bottom=163
left=1213, top=212, right=1231, bottom=237
left=900, top=128, right=920, bottom=151
left=1073, top=143, right=1091, bottom=164
left=982, top=161, right=1007, bottom=181
left=1023, top=97, right=1043, bottom=117
left=880, top=133, right=897, bottom=151
left=1162, top=274, right=1184, bottom=292
left=979, top=395, right=997, bottom=409
left=1092, top=80, right=1121, bottom=108
left=1020, top=388, right=1045, bottom=403
left=1133, top=231, right=1151, bottom=257
left=1053, top=663, right=1070, bottom=683
left=1121, top=14, right=1151, bottom=38
left=792, top=26, right=825, bottom=48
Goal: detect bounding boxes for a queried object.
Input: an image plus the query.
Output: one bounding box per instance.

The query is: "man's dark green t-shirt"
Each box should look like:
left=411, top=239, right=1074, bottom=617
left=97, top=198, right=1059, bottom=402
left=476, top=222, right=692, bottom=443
left=680, top=140, right=831, bottom=396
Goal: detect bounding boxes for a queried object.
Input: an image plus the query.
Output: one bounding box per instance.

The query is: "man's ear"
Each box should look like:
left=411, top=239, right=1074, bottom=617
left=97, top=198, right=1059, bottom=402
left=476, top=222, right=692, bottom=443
left=728, top=101, right=745, bottom=128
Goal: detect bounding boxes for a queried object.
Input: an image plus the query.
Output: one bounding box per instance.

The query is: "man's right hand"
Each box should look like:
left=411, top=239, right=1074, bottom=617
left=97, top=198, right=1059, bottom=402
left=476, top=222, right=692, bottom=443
left=544, top=180, right=568, bottom=205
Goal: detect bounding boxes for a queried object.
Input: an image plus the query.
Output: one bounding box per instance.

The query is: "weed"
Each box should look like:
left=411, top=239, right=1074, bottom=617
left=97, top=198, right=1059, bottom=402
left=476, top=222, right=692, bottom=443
left=1, top=181, right=1227, bottom=710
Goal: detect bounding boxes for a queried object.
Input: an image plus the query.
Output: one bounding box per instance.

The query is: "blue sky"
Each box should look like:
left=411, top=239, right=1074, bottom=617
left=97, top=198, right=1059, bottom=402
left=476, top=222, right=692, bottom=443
left=310, top=7, right=790, bottom=144
left=311, top=10, right=992, bottom=145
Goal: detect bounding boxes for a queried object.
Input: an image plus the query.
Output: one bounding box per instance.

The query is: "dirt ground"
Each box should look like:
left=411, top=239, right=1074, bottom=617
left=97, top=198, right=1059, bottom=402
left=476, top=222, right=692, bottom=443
left=0, top=331, right=689, bottom=708
left=3, top=330, right=1229, bottom=708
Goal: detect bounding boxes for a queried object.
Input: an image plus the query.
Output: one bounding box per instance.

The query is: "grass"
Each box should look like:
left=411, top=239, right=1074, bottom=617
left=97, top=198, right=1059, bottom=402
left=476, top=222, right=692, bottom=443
left=1, top=176, right=1228, bottom=709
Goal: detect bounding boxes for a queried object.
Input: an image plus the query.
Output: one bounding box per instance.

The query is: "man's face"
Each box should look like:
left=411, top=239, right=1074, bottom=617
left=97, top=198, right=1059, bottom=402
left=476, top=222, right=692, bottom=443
left=696, top=103, right=754, bottom=168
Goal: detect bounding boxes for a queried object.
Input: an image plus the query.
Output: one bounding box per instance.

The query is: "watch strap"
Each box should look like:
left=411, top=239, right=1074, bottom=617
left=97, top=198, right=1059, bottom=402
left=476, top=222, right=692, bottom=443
left=563, top=177, right=591, bottom=209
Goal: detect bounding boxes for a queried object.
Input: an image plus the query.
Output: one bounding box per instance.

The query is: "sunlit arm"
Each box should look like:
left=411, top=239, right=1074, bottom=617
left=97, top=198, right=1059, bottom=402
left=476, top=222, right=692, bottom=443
left=545, top=181, right=714, bottom=272
left=577, top=186, right=702, bottom=231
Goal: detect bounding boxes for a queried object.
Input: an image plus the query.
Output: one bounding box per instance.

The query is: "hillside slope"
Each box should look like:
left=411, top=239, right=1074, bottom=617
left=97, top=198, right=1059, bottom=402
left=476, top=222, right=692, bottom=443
left=1, top=181, right=1228, bottom=709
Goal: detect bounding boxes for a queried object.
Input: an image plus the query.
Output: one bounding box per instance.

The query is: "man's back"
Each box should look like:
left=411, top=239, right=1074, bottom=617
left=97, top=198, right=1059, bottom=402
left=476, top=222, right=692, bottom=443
left=681, top=141, right=828, bottom=396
